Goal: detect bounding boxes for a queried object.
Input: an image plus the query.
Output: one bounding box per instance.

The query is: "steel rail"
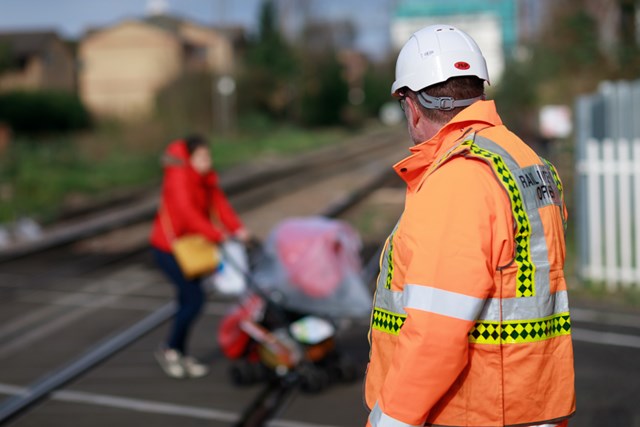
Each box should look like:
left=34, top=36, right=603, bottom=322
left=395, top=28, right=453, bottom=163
left=0, top=302, right=176, bottom=424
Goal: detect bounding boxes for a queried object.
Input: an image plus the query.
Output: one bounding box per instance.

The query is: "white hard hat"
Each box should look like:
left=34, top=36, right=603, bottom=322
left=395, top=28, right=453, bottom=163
left=391, top=25, right=490, bottom=97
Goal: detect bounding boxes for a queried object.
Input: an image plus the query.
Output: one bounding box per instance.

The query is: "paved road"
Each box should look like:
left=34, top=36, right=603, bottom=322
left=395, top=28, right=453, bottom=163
left=0, top=251, right=372, bottom=427
left=2, top=252, right=639, bottom=427
left=570, top=306, right=640, bottom=426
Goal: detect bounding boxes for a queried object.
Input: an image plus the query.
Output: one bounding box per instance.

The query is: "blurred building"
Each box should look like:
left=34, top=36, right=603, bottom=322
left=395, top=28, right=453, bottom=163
left=517, top=0, right=552, bottom=45
left=78, top=15, right=240, bottom=119
left=0, top=31, right=75, bottom=93
left=390, top=0, right=519, bottom=84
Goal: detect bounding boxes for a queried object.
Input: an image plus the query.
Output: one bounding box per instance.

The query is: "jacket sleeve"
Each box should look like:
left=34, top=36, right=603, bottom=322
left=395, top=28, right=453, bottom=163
left=210, top=185, right=244, bottom=234
left=164, top=167, right=225, bottom=243
left=369, top=158, right=513, bottom=427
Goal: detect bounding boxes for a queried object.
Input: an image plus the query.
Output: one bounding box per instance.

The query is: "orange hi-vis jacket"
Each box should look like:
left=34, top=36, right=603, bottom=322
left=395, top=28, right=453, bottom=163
left=365, top=101, right=575, bottom=427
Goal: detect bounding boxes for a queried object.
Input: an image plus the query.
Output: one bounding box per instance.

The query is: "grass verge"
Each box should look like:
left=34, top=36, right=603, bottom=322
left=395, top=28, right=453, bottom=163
left=0, top=123, right=355, bottom=224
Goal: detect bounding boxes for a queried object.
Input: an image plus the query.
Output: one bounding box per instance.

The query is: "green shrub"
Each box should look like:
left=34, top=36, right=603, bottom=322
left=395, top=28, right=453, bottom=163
left=0, top=91, right=91, bottom=134
left=298, top=53, right=349, bottom=127
left=361, top=58, right=393, bottom=113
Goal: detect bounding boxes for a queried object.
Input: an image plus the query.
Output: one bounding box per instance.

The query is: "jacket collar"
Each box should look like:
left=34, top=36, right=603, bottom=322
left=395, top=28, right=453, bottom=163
left=394, top=100, right=503, bottom=192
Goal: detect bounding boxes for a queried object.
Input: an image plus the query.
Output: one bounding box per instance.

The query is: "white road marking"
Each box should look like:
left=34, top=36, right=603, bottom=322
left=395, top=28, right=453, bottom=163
left=14, top=291, right=231, bottom=315
left=0, top=266, right=155, bottom=342
left=572, top=328, right=640, bottom=349
left=0, top=267, right=158, bottom=359
left=571, top=307, right=640, bottom=329
left=0, top=383, right=342, bottom=427
left=570, top=307, right=640, bottom=348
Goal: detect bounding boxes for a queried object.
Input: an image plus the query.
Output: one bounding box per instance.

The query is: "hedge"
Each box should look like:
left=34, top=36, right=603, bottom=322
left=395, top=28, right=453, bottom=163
left=0, top=91, right=91, bottom=133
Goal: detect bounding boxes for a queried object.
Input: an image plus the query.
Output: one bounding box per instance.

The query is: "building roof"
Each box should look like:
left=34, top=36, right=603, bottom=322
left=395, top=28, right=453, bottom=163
left=144, top=14, right=246, bottom=46
left=83, top=14, right=246, bottom=48
left=0, top=30, right=62, bottom=57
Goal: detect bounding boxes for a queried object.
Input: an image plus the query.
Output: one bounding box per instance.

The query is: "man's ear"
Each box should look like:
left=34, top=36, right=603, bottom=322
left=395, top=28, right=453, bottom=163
left=407, top=97, right=421, bottom=127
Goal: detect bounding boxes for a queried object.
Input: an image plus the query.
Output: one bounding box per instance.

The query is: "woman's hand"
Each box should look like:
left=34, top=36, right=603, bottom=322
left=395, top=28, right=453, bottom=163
left=233, top=228, right=252, bottom=243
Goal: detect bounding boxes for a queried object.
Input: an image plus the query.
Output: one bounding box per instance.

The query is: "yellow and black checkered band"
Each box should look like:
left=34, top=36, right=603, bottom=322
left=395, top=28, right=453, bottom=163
left=542, top=158, right=563, bottom=197
left=372, top=307, right=406, bottom=335
left=385, top=238, right=394, bottom=290
left=464, top=141, right=535, bottom=298
left=468, top=313, right=571, bottom=344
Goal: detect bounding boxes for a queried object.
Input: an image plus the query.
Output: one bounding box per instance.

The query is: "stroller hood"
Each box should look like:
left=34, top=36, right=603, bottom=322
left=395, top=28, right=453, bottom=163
left=251, top=217, right=372, bottom=319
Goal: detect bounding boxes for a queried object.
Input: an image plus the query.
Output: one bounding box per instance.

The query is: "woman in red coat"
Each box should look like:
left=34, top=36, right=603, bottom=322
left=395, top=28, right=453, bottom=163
left=150, top=135, right=249, bottom=378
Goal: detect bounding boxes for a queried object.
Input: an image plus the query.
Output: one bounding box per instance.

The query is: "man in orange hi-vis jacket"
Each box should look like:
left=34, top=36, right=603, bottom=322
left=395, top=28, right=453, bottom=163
left=364, top=25, right=575, bottom=427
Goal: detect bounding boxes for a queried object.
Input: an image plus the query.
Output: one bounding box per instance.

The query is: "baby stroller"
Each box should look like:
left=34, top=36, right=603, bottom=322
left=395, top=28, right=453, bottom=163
left=218, top=216, right=371, bottom=393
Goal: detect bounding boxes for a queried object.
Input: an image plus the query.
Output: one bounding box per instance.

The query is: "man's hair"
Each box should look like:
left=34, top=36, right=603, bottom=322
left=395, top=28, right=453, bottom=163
left=184, top=134, right=207, bottom=155
left=407, top=76, right=485, bottom=124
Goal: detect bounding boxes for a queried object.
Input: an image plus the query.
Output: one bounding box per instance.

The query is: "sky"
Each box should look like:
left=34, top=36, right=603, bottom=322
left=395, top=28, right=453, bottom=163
left=0, top=0, right=392, bottom=58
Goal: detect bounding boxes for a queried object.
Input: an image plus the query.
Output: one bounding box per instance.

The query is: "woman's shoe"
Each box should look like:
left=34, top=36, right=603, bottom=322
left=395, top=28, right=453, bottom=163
left=155, top=348, right=186, bottom=379
left=182, top=356, right=209, bottom=378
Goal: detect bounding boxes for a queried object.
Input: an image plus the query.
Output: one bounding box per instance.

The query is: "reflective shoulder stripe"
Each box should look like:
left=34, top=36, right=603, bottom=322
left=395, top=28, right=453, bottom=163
left=461, top=138, right=536, bottom=298
left=542, top=158, right=564, bottom=197
left=385, top=233, right=395, bottom=290
left=469, top=312, right=571, bottom=344
left=404, top=284, right=484, bottom=321
left=369, top=402, right=423, bottom=427
left=377, top=220, right=400, bottom=291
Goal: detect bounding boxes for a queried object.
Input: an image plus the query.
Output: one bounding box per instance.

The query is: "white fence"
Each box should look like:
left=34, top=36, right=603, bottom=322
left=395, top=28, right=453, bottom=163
left=576, top=138, right=640, bottom=289
left=575, top=80, right=640, bottom=289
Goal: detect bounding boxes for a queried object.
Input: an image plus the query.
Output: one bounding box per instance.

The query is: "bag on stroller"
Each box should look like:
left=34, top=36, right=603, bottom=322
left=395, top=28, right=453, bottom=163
left=218, top=216, right=371, bottom=393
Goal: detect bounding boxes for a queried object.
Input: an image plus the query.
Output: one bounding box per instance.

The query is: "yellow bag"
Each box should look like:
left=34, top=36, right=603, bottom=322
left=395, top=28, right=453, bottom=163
left=172, top=235, right=220, bottom=279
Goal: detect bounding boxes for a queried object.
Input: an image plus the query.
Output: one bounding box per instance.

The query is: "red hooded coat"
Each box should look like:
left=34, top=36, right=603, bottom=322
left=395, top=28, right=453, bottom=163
left=149, top=140, right=244, bottom=252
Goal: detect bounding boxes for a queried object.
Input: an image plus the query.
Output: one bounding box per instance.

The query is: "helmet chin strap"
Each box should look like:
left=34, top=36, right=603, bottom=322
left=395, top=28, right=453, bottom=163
left=417, top=91, right=485, bottom=111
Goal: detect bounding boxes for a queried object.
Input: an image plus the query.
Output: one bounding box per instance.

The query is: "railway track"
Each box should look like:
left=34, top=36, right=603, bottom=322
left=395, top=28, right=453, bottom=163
left=0, top=127, right=405, bottom=263
left=0, top=128, right=408, bottom=426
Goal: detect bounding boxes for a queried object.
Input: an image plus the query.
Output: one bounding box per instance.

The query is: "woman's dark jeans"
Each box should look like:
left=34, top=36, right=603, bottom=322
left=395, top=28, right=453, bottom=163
left=152, top=247, right=205, bottom=355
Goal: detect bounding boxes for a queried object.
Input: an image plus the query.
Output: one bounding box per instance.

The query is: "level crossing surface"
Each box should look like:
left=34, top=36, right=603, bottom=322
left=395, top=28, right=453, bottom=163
left=0, top=252, right=371, bottom=427
left=2, top=252, right=640, bottom=427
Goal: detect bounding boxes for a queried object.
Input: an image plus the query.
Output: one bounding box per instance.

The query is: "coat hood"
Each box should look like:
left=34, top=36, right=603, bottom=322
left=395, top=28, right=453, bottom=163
left=161, top=139, right=218, bottom=186
left=162, top=140, right=190, bottom=168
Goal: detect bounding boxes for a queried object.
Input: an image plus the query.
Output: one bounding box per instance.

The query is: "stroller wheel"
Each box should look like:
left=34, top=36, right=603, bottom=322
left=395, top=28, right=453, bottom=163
left=229, top=361, right=264, bottom=386
left=298, top=364, right=330, bottom=394
left=331, top=354, right=358, bottom=383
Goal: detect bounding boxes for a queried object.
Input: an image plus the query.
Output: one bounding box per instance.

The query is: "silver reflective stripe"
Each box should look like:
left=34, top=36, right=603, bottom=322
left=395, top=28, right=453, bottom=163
left=369, top=402, right=422, bottom=427
left=477, top=290, right=570, bottom=321
left=374, top=286, right=406, bottom=315
left=474, top=136, right=552, bottom=301
left=403, top=285, right=484, bottom=321
left=374, top=288, right=569, bottom=322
